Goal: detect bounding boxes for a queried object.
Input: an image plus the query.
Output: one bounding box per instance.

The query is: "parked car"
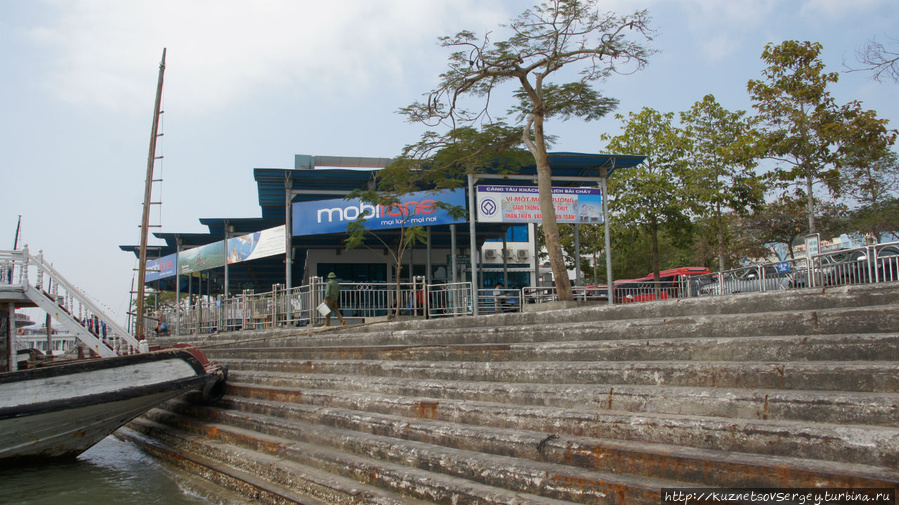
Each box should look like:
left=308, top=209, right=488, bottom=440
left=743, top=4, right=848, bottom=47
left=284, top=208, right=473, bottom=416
left=698, top=265, right=794, bottom=296
left=821, top=245, right=899, bottom=286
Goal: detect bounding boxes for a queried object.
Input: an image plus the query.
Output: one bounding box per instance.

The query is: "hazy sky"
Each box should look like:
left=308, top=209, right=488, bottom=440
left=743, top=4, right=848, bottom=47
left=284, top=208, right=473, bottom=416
left=2, top=0, right=897, bottom=324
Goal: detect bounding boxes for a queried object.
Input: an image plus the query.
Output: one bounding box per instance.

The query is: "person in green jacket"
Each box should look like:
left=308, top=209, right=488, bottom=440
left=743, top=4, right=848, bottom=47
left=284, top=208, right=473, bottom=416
left=323, top=272, right=345, bottom=326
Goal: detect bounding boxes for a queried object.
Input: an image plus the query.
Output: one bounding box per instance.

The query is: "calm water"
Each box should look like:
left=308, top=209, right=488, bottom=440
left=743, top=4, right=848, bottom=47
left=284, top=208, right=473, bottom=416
left=0, top=436, right=225, bottom=505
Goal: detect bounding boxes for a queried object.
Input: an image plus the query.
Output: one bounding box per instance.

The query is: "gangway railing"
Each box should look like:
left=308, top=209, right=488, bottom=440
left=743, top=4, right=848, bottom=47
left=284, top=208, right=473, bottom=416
left=1, top=247, right=141, bottom=357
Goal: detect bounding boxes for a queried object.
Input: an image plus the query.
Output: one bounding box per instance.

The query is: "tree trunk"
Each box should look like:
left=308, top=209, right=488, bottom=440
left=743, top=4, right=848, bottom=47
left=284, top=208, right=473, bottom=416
left=529, top=114, right=573, bottom=301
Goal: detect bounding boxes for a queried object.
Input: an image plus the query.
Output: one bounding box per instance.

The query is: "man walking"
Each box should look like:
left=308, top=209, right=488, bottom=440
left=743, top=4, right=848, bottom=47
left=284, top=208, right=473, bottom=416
left=324, top=272, right=345, bottom=326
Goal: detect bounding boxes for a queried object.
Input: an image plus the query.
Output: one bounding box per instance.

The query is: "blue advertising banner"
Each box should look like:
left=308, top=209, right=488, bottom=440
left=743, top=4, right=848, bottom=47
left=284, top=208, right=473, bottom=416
left=146, top=254, right=176, bottom=282
left=143, top=225, right=286, bottom=281
left=292, top=189, right=467, bottom=237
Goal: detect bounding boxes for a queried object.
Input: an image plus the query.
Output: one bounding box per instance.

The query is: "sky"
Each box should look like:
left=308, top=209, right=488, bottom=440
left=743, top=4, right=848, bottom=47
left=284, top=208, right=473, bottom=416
left=2, top=0, right=897, bottom=325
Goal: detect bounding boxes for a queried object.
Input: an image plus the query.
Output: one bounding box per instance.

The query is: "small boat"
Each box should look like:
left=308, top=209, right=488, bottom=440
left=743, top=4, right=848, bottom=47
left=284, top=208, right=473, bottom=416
left=0, top=346, right=225, bottom=461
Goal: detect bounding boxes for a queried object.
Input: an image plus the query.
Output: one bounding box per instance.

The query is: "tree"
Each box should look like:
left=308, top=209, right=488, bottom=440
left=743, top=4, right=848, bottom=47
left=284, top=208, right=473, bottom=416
left=345, top=125, right=530, bottom=316
left=843, top=150, right=899, bottom=242
left=745, top=195, right=847, bottom=260
left=602, top=107, right=692, bottom=285
left=401, top=0, right=654, bottom=301
left=850, top=36, right=899, bottom=83
left=747, top=41, right=894, bottom=235
left=680, top=94, right=764, bottom=272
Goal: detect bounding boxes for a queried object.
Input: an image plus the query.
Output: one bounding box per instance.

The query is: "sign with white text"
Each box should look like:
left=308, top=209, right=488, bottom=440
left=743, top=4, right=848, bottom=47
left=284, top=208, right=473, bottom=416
left=291, top=189, right=467, bottom=237
left=144, top=225, right=286, bottom=281
left=475, top=185, right=603, bottom=224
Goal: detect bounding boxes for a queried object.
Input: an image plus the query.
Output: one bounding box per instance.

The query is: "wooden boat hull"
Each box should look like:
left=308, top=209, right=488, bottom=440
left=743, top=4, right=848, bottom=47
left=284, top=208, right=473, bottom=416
left=0, top=348, right=224, bottom=461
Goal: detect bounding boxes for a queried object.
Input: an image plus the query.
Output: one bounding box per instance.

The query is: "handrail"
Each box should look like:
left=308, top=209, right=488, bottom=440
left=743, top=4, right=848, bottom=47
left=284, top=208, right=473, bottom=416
left=2, top=247, right=142, bottom=357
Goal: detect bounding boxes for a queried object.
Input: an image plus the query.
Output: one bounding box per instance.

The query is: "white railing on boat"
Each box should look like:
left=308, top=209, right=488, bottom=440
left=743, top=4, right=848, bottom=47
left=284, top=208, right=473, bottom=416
left=1, top=247, right=142, bottom=358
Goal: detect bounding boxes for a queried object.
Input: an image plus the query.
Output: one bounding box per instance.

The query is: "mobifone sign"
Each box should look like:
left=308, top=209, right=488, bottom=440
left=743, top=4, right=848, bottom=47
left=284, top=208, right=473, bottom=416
left=291, top=189, right=467, bottom=237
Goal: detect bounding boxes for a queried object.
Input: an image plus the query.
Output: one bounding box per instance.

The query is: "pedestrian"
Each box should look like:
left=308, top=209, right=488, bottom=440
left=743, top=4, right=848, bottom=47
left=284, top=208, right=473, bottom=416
left=323, top=272, right=345, bottom=326
left=493, top=282, right=505, bottom=312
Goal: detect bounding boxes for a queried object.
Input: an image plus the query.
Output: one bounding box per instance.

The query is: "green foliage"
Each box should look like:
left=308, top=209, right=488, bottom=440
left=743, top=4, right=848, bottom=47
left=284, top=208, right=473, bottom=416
left=401, top=0, right=655, bottom=301
left=747, top=40, right=894, bottom=234
left=680, top=94, right=765, bottom=271
left=602, top=107, right=692, bottom=280
left=743, top=195, right=848, bottom=259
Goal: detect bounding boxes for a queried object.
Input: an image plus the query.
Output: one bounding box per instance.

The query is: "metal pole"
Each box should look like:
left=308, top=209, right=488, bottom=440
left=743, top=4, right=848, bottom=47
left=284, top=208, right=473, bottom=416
left=175, top=237, right=181, bottom=336
left=7, top=304, right=16, bottom=372
left=467, top=175, right=479, bottom=315
left=135, top=48, right=166, bottom=341
left=502, top=229, right=509, bottom=287
left=574, top=223, right=581, bottom=292
left=285, top=174, right=293, bottom=291
left=426, top=227, right=432, bottom=284
left=532, top=223, right=539, bottom=288
left=602, top=168, right=613, bottom=305
left=223, top=221, right=229, bottom=298
left=450, top=224, right=458, bottom=284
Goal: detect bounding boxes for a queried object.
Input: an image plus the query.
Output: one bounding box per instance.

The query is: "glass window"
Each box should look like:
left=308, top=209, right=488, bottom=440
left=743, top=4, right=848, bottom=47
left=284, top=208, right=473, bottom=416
left=485, top=225, right=530, bottom=243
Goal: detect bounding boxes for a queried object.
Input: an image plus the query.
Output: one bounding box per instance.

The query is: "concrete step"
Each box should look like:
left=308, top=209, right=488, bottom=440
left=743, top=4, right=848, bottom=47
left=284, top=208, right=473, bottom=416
left=220, top=358, right=899, bottom=392
left=135, top=404, right=671, bottom=505
left=134, top=283, right=899, bottom=501
left=202, top=333, right=899, bottom=363
left=126, top=415, right=448, bottom=505
left=201, top=305, right=899, bottom=352
left=115, top=426, right=331, bottom=505
left=192, top=390, right=899, bottom=472
left=225, top=374, right=899, bottom=427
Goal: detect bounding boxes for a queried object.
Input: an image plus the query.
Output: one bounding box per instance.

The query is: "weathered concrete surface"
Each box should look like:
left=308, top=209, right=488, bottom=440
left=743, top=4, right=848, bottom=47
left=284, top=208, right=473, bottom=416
left=130, top=284, right=899, bottom=504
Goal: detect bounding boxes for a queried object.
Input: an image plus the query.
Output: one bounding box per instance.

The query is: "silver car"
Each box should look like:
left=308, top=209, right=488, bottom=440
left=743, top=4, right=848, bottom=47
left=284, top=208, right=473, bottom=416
left=699, top=265, right=794, bottom=296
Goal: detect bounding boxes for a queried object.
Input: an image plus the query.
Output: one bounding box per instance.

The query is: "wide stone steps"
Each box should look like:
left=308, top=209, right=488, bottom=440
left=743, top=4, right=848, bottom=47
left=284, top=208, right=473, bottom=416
left=130, top=284, right=899, bottom=503
left=225, top=375, right=899, bottom=427
left=201, top=305, right=899, bottom=350
left=125, top=415, right=438, bottom=505
left=221, top=358, right=899, bottom=392
left=203, top=333, right=899, bottom=362
left=209, top=384, right=899, bottom=470
left=134, top=402, right=654, bottom=504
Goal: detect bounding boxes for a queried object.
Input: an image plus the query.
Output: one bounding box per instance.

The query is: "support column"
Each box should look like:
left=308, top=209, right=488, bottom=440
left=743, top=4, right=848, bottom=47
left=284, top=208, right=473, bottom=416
left=574, top=223, right=581, bottom=294
left=175, top=237, right=181, bottom=336
left=467, top=175, right=478, bottom=315
left=223, top=221, right=230, bottom=298
left=450, top=224, right=458, bottom=284
left=7, top=304, right=15, bottom=372
left=285, top=174, right=293, bottom=291
left=426, top=228, right=432, bottom=284
left=602, top=167, right=614, bottom=305
left=532, top=223, right=539, bottom=287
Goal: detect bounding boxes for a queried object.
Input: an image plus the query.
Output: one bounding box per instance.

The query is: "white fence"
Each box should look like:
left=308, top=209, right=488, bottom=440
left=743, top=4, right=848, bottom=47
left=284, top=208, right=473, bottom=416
left=161, top=241, right=899, bottom=336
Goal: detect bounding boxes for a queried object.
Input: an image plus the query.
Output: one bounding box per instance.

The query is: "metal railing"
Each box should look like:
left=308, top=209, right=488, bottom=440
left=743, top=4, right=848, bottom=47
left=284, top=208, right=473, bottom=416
left=159, top=240, right=899, bottom=336
left=1, top=247, right=142, bottom=358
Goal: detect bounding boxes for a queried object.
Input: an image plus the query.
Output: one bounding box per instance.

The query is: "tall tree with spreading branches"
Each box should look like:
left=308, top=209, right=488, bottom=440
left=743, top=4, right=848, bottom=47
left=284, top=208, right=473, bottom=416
left=602, top=107, right=692, bottom=286
left=849, top=36, right=899, bottom=83
left=401, top=0, right=654, bottom=301
left=747, top=40, right=894, bottom=236
left=680, top=94, right=764, bottom=272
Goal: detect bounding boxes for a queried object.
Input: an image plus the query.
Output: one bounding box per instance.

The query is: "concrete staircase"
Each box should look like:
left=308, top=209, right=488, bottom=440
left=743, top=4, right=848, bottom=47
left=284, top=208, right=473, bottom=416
left=121, top=284, right=899, bottom=504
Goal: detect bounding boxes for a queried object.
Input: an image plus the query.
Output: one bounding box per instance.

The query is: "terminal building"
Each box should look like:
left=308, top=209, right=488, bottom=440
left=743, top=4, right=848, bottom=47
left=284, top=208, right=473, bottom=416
left=121, top=152, right=644, bottom=300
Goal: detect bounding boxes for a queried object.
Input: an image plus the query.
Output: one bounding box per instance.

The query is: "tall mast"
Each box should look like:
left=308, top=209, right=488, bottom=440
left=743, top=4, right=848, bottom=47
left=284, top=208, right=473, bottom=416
left=135, top=48, right=166, bottom=341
